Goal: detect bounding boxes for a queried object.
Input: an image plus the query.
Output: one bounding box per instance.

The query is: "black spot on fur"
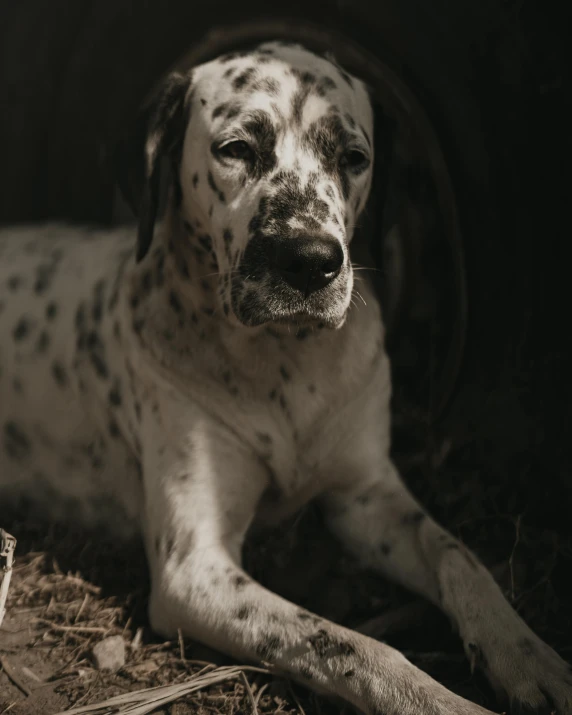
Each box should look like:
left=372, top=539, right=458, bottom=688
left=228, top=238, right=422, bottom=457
left=241, top=110, right=277, bottom=178
left=108, top=382, right=122, bottom=407
left=344, top=669, right=355, bottom=677
left=316, top=76, right=337, bottom=96
left=34, top=261, right=58, bottom=294
left=7, top=275, right=22, bottom=291
left=292, top=68, right=316, bottom=85
left=251, top=77, right=280, bottom=95
left=402, top=511, right=425, bottom=526
left=255, top=633, right=283, bottom=660
left=192, top=173, right=199, bottom=188
left=13, top=318, right=31, bottom=341
left=297, top=610, right=321, bottom=624
left=233, top=67, right=256, bottom=90
left=345, top=112, right=356, bottom=129
left=36, top=330, right=50, bottom=353
left=141, top=270, right=153, bottom=295
left=75, top=303, right=86, bottom=330
left=51, top=361, right=68, bottom=387
left=133, top=318, right=145, bottom=335
left=291, top=81, right=313, bottom=125
left=308, top=629, right=355, bottom=658
left=356, top=491, right=371, bottom=505
left=279, top=365, right=290, bottom=381
left=207, top=171, right=225, bottom=202
left=92, top=280, right=105, bottom=322
left=3, top=421, right=31, bottom=460
left=225, top=106, right=241, bottom=123
left=85, top=331, right=109, bottom=379
left=519, top=638, right=536, bottom=656
left=108, top=420, right=120, bottom=439
left=155, top=251, right=165, bottom=288
left=199, top=234, right=213, bottom=251
left=234, top=574, right=249, bottom=589
left=212, top=103, right=228, bottom=120
left=249, top=172, right=330, bottom=238
left=303, top=115, right=354, bottom=198
left=165, top=536, right=175, bottom=558
left=269, top=389, right=277, bottom=401
left=177, top=259, right=190, bottom=280
left=256, top=432, right=272, bottom=445
left=380, top=542, right=392, bottom=556
left=168, top=290, right=184, bottom=315
left=45, top=302, right=58, bottom=321
left=235, top=605, right=253, bottom=620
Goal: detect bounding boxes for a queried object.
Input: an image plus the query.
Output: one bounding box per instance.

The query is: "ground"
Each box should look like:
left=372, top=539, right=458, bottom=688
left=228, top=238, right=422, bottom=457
left=2, top=405, right=571, bottom=715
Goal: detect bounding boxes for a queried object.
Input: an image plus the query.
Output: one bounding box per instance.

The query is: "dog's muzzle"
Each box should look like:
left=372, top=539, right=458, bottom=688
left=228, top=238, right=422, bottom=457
left=231, top=232, right=350, bottom=327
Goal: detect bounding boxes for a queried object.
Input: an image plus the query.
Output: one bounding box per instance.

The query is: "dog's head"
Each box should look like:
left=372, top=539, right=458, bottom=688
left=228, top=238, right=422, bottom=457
left=120, top=42, right=374, bottom=329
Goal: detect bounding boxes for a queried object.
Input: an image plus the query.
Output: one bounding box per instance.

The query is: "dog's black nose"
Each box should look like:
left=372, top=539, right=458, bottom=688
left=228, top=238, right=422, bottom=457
left=273, top=236, right=344, bottom=296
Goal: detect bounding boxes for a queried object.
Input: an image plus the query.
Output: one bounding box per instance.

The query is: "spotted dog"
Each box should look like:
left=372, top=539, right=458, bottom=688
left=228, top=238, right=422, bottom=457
left=1, top=42, right=570, bottom=715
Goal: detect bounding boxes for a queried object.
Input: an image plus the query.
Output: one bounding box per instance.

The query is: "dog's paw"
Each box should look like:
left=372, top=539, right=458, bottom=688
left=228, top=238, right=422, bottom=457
left=465, top=626, right=572, bottom=715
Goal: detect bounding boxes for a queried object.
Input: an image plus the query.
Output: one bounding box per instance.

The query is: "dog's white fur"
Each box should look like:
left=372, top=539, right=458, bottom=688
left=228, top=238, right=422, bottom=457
left=1, top=42, right=570, bottom=715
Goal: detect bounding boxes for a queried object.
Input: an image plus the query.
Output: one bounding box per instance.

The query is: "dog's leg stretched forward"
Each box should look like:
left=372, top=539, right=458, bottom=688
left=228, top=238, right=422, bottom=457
left=322, top=453, right=572, bottom=715
left=140, top=393, right=493, bottom=715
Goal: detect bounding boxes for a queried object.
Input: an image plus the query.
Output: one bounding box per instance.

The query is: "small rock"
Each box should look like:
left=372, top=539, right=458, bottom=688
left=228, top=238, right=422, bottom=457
left=92, top=635, right=126, bottom=671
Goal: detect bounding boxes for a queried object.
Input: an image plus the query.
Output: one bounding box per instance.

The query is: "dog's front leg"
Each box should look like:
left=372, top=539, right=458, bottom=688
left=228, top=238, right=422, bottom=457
left=321, top=451, right=572, bottom=714
left=138, top=396, right=493, bottom=715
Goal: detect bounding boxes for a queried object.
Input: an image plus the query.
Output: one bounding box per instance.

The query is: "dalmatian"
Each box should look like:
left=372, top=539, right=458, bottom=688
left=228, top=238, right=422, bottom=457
left=0, top=41, right=570, bottom=715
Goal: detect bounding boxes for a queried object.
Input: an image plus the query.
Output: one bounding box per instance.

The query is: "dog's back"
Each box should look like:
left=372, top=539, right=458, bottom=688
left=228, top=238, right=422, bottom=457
left=0, top=225, right=142, bottom=530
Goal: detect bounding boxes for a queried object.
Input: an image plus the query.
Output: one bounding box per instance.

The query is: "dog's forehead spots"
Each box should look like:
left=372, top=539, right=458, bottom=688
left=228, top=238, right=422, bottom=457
left=194, top=44, right=370, bottom=135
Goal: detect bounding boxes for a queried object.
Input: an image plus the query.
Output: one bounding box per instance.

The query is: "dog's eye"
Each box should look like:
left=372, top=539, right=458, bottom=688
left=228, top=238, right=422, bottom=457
left=218, top=140, right=254, bottom=161
left=339, top=149, right=369, bottom=172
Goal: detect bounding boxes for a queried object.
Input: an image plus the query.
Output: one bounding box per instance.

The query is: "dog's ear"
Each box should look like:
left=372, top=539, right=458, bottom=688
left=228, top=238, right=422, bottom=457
left=115, top=72, right=191, bottom=262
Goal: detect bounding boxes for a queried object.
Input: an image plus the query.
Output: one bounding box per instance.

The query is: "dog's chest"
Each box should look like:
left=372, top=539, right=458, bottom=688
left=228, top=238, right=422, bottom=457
left=159, top=301, right=385, bottom=504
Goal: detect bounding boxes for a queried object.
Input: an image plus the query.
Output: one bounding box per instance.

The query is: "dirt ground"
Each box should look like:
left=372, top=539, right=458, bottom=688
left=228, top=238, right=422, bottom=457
left=2, top=408, right=571, bottom=715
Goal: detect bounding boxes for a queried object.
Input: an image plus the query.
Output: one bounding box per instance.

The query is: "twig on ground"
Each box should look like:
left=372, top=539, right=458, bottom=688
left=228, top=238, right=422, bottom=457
left=0, top=655, right=32, bottom=697
left=178, top=628, right=186, bottom=661
left=241, top=671, right=258, bottom=715
left=53, top=664, right=270, bottom=715
left=288, top=682, right=307, bottom=715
